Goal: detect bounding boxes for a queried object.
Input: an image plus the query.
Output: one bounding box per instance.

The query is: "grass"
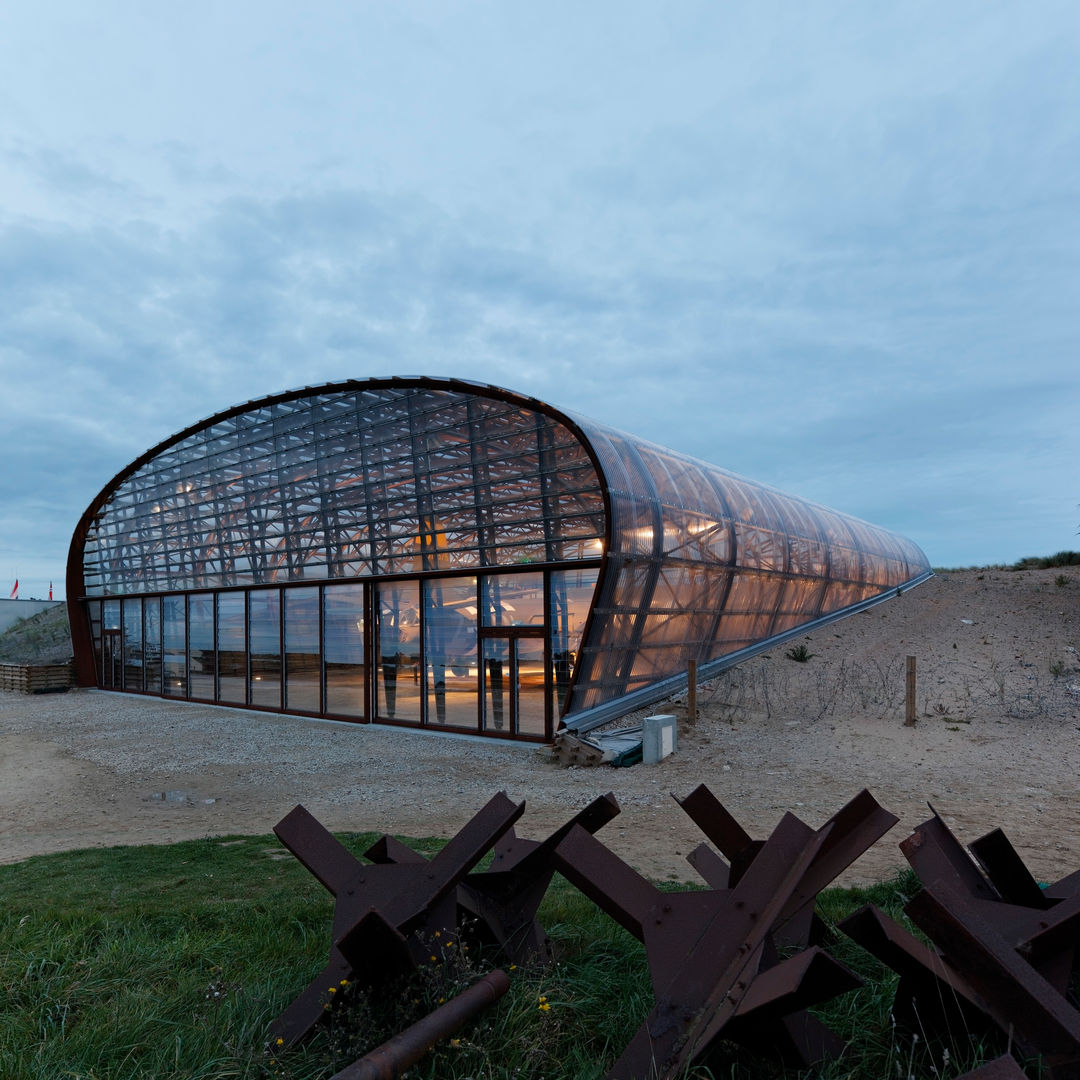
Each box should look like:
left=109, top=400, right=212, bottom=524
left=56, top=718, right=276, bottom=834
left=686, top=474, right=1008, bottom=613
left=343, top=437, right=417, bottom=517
left=0, top=840, right=1024, bottom=1079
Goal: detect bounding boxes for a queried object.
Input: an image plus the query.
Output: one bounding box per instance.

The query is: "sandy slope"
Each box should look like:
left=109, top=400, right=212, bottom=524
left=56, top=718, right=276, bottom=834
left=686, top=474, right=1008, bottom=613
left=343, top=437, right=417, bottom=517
left=1, top=567, right=1078, bottom=885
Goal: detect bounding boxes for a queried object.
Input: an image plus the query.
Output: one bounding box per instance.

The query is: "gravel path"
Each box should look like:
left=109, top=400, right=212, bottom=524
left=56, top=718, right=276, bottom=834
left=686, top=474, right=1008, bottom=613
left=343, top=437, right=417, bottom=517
left=2, top=568, right=1078, bottom=886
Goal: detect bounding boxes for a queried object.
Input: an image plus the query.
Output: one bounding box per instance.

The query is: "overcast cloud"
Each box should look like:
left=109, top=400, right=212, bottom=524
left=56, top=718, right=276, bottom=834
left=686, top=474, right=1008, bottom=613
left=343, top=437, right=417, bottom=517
left=1, top=1, right=1078, bottom=600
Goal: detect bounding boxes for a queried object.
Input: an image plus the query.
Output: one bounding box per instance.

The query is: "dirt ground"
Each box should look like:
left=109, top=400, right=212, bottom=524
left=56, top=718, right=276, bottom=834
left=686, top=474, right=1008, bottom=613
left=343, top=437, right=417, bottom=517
left=1, top=567, right=1078, bottom=886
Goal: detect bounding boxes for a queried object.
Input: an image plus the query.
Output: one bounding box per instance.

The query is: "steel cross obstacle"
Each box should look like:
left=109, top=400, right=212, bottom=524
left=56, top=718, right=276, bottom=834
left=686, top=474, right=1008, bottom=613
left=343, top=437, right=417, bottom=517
left=552, top=795, right=871, bottom=1079
left=841, top=806, right=1080, bottom=1080
left=269, top=791, right=525, bottom=1048
left=676, top=785, right=898, bottom=948
left=366, top=791, right=621, bottom=964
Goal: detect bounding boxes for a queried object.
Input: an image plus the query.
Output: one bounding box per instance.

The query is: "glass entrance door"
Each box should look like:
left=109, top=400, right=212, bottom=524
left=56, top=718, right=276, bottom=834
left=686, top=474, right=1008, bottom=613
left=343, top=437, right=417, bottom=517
left=102, top=629, right=121, bottom=688
left=481, top=631, right=547, bottom=738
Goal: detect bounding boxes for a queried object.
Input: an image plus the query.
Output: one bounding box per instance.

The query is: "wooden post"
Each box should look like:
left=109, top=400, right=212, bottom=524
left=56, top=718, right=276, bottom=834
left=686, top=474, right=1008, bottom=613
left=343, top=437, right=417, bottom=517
left=904, top=655, right=917, bottom=727
left=687, top=659, right=697, bottom=725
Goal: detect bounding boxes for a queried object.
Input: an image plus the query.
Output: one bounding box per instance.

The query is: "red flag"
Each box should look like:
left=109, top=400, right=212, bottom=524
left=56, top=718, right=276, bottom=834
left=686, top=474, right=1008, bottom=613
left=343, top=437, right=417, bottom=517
left=8, top=580, right=17, bottom=600
left=49, top=582, right=53, bottom=601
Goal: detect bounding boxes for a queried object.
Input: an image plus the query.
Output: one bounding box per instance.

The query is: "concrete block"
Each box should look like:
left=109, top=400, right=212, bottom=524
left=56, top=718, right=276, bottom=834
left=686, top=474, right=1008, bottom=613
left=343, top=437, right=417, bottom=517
left=642, top=713, right=677, bottom=765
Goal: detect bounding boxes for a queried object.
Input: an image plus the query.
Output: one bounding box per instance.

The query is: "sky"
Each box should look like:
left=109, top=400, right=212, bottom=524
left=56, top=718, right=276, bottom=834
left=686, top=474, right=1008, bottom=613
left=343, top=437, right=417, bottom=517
left=1, top=2, right=1078, bottom=601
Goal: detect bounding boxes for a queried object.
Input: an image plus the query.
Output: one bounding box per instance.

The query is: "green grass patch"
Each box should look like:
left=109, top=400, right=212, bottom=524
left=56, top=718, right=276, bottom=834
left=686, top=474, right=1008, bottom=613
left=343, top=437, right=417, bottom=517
left=0, top=841, right=1021, bottom=1078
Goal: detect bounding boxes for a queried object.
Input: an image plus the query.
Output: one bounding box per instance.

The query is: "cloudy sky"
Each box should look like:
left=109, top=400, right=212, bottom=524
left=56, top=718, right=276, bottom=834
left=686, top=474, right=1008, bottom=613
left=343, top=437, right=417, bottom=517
left=2, top=2, right=1078, bottom=600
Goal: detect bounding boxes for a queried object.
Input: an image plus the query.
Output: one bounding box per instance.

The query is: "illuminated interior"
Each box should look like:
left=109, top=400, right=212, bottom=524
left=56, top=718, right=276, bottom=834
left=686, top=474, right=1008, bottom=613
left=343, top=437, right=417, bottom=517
left=68, top=377, right=931, bottom=740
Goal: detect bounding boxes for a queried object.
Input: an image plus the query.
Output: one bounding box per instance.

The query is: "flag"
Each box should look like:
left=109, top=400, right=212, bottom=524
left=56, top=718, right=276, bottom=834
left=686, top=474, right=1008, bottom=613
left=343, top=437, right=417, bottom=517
left=49, top=582, right=53, bottom=601
left=8, top=580, right=17, bottom=600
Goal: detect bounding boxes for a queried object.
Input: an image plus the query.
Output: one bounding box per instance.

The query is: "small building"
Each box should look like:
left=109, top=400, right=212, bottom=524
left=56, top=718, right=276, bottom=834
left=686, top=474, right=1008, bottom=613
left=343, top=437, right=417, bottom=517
left=67, top=377, right=930, bottom=740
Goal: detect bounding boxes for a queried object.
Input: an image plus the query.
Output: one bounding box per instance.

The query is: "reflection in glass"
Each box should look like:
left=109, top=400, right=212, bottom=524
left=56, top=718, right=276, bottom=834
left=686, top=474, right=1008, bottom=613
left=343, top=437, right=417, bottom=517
left=103, top=600, right=121, bottom=689
left=122, top=598, right=143, bottom=691
left=376, top=582, right=420, bottom=723
left=424, top=578, right=477, bottom=727
left=285, top=587, right=320, bottom=712
left=143, top=597, right=162, bottom=694
left=325, top=584, right=365, bottom=718
left=163, top=595, right=187, bottom=696
left=217, top=592, right=246, bottom=704
left=549, top=568, right=599, bottom=710
left=514, top=635, right=547, bottom=737
left=188, top=594, right=215, bottom=699
left=87, top=601, right=103, bottom=685
left=482, top=637, right=508, bottom=732
left=249, top=589, right=281, bottom=708
left=481, top=635, right=547, bottom=737
left=481, top=573, right=544, bottom=628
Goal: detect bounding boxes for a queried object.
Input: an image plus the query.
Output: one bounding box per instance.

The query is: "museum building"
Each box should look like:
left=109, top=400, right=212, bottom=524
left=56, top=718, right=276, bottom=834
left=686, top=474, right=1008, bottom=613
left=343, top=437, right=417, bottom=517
left=67, top=377, right=931, bottom=741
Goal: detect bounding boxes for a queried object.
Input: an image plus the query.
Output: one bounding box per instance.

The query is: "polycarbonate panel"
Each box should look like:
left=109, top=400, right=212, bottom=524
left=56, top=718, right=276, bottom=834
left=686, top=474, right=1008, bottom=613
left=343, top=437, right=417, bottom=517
left=563, top=414, right=931, bottom=717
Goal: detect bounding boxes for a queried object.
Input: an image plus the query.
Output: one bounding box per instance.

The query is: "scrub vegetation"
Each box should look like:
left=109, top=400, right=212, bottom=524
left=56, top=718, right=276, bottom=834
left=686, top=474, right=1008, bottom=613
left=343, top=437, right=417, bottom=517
left=0, top=836, right=1022, bottom=1080
left=0, top=604, right=71, bottom=664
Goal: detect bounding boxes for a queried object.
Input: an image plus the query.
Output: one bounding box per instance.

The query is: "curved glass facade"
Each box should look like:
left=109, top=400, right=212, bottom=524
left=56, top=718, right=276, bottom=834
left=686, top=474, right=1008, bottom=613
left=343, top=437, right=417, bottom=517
left=68, top=377, right=931, bottom=739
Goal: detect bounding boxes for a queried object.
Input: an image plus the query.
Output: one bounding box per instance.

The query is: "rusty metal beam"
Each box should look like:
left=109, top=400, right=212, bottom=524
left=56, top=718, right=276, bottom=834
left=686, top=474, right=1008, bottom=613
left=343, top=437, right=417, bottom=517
left=329, top=970, right=511, bottom=1080
left=900, top=807, right=1001, bottom=903
left=953, top=1056, right=1029, bottom=1080
left=968, top=827, right=1049, bottom=909
left=906, top=880, right=1080, bottom=1077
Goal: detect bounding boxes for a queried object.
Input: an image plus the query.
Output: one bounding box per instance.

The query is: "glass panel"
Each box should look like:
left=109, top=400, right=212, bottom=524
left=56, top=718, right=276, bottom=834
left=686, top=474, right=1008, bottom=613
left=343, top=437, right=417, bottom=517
left=102, top=600, right=121, bottom=688
left=249, top=589, right=281, bottom=708
left=284, top=587, right=320, bottom=712
left=549, top=568, right=599, bottom=713
left=424, top=578, right=478, bottom=728
left=143, top=597, right=162, bottom=694
left=514, top=636, right=547, bottom=738
left=188, top=593, right=215, bottom=699
left=376, top=581, right=421, bottom=723
left=217, top=592, right=246, bottom=704
left=86, top=601, right=103, bottom=685
left=122, top=598, right=143, bottom=691
left=162, top=595, right=187, bottom=697
left=482, top=637, right=509, bottom=733
left=481, top=572, right=544, bottom=628
left=325, top=583, right=366, bottom=718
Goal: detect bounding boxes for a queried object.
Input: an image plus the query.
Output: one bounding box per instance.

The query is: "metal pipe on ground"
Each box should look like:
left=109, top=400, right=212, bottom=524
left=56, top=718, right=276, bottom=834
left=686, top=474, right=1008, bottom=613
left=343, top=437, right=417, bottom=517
left=329, top=969, right=511, bottom=1080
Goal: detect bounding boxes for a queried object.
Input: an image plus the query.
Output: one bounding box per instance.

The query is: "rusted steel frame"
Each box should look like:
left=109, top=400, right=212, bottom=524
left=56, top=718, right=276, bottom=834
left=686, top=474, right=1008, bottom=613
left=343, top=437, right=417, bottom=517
left=487, top=792, right=620, bottom=875
left=271, top=793, right=523, bottom=1049
left=1047, top=868, right=1080, bottom=902
left=365, top=834, right=426, bottom=865
left=953, top=1055, right=1030, bottom=1080
left=367, top=794, right=621, bottom=963
left=676, top=787, right=897, bottom=947
left=838, top=903, right=991, bottom=1037
left=401, top=792, right=526, bottom=924
left=275, top=804, right=361, bottom=895
left=906, top=880, right=1080, bottom=1077
left=675, top=783, right=754, bottom=861
left=731, top=947, right=861, bottom=1023
left=900, top=807, right=1001, bottom=903
left=1019, top=890, right=1080, bottom=967
left=724, top=947, right=861, bottom=1068
left=950, top=891, right=1080, bottom=984
left=335, top=908, right=414, bottom=976
left=608, top=814, right=832, bottom=1079
left=553, top=823, right=661, bottom=940
left=787, top=789, right=899, bottom=907
left=329, top=969, right=511, bottom=1080
left=773, top=789, right=898, bottom=946
left=686, top=841, right=730, bottom=889
left=968, top=827, right=1049, bottom=909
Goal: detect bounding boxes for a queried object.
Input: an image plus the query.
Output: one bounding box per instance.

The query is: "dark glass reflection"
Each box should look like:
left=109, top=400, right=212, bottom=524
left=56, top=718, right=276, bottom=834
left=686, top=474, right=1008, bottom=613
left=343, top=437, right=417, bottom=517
left=325, top=584, right=365, bottom=718
left=285, top=587, right=320, bottom=712
left=249, top=589, right=281, bottom=708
